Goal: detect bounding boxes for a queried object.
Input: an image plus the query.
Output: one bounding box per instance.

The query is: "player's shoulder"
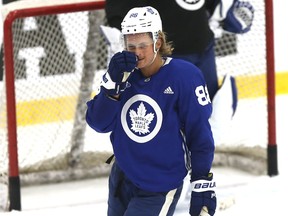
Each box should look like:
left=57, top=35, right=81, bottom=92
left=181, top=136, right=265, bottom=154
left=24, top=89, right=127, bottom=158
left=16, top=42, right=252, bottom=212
left=163, top=57, right=203, bottom=79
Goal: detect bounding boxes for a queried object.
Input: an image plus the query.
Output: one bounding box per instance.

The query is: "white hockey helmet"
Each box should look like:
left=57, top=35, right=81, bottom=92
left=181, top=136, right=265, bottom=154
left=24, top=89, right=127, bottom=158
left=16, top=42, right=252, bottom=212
left=121, top=6, right=162, bottom=51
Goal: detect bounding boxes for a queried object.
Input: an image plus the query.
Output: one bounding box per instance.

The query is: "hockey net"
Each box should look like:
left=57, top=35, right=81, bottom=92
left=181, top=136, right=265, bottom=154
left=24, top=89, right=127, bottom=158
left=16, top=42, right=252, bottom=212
left=0, top=0, right=274, bottom=211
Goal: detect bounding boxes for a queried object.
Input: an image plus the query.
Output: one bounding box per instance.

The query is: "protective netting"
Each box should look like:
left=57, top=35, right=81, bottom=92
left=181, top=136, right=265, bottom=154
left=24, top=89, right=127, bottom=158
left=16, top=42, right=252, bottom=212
left=214, top=0, right=267, bottom=151
left=0, top=9, right=114, bottom=190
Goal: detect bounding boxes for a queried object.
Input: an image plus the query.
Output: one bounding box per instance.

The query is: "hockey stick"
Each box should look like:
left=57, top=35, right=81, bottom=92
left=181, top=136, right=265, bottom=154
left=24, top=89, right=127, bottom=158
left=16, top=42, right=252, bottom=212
left=199, top=206, right=210, bottom=216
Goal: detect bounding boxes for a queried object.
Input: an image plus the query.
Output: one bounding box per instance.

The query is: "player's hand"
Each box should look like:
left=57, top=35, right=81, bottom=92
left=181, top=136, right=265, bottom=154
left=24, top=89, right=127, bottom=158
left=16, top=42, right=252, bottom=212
left=101, top=51, right=137, bottom=95
left=189, top=173, right=216, bottom=216
left=108, top=51, right=137, bottom=83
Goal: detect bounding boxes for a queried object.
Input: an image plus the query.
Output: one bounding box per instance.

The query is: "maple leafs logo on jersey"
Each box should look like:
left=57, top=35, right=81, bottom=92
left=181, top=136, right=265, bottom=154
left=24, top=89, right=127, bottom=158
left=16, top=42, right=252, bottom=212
left=121, top=94, right=162, bottom=143
left=129, top=102, right=154, bottom=135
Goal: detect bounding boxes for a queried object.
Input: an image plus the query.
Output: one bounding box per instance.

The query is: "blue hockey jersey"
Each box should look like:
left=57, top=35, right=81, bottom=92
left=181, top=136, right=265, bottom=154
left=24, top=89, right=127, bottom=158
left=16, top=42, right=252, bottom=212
left=86, top=58, right=215, bottom=192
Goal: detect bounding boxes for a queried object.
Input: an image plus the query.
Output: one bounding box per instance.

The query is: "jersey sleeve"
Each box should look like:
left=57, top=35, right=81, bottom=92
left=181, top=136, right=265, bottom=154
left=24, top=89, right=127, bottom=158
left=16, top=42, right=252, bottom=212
left=86, top=89, right=121, bottom=133
left=177, top=64, right=215, bottom=180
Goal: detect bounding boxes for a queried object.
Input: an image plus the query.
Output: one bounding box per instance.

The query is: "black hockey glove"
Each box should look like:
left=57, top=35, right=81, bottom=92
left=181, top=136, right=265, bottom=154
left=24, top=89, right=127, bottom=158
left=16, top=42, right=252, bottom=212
left=189, top=173, right=217, bottom=216
left=101, top=51, right=137, bottom=96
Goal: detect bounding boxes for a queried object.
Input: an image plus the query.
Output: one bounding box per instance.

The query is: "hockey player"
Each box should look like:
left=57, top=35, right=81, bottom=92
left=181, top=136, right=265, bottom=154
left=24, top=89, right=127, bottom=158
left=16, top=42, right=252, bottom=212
left=86, top=6, right=216, bottom=216
left=103, top=1, right=254, bottom=208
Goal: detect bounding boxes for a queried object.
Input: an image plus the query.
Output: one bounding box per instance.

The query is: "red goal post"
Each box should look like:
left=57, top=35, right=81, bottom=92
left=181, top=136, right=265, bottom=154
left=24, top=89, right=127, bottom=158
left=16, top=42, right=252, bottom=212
left=264, top=0, right=278, bottom=177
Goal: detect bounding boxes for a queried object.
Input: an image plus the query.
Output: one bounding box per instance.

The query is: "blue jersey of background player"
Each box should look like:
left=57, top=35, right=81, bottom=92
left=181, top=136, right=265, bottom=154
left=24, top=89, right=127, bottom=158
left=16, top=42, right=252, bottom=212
left=86, top=6, right=216, bottom=216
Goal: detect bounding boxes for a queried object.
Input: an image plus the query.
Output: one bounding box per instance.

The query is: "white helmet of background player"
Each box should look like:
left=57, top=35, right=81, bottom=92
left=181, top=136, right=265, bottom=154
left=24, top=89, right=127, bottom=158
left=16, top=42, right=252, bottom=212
left=121, top=6, right=162, bottom=53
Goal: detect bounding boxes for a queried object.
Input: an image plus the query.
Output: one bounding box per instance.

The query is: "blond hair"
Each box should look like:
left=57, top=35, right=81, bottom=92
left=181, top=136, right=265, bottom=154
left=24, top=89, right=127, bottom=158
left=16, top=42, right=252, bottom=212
left=158, top=31, right=174, bottom=56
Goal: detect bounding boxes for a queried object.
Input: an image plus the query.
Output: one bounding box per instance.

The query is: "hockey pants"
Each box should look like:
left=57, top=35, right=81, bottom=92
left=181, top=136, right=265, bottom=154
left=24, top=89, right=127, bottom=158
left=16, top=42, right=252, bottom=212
left=107, top=162, right=183, bottom=216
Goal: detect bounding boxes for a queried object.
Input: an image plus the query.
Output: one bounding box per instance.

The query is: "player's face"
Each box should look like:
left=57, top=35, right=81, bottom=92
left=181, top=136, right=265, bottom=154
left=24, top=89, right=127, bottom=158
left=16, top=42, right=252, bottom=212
left=124, top=33, right=155, bottom=69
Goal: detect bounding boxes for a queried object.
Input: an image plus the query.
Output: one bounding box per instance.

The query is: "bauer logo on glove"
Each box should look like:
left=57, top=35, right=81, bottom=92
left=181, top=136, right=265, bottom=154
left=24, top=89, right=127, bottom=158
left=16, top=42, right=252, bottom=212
left=192, top=180, right=216, bottom=191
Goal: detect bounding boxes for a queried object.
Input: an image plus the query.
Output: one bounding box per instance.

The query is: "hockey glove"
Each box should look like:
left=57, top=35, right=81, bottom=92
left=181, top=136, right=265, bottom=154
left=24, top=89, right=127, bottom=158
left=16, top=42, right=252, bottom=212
left=101, top=51, right=137, bottom=95
left=189, top=173, right=216, bottom=216
left=222, top=0, right=254, bottom=34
